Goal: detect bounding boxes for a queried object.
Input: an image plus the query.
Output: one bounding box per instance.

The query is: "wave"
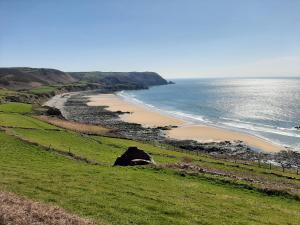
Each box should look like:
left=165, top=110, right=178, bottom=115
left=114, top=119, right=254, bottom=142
left=164, top=110, right=209, bottom=123
left=220, top=117, right=300, bottom=138
left=118, top=91, right=210, bottom=123
left=118, top=91, right=156, bottom=109
left=221, top=117, right=298, bottom=131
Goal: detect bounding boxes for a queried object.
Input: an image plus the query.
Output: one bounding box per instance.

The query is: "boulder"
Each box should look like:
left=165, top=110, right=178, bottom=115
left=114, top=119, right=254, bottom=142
left=113, top=146, right=155, bottom=166
left=46, top=106, right=62, bottom=116
left=295, top=126, right=300, bottom=130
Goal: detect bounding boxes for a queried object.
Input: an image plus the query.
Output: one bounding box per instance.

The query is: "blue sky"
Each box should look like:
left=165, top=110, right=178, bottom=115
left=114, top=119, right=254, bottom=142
left=0, top=0, right=299, bottom=78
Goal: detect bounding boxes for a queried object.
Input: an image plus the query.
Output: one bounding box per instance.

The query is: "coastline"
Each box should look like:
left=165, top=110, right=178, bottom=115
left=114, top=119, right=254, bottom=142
left=87, top=93, right=284, bottom=153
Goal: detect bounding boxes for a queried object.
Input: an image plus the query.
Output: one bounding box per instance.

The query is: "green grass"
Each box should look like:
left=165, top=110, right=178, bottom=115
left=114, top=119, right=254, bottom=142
left=1, top=131, right=300, bottom=225
left=30, top=86, right=58, bottom=94
left=9, top=128, right=180, bottom=165
left=7, top=127, right=300, bottom=188
left=0, top=102, right=32, bottom=113
left=0, top=113, right=58, bottom=129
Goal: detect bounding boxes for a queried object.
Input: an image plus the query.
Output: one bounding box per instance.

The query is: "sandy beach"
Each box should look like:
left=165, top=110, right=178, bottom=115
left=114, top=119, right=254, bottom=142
left=88, top=94, right=283, bottom=153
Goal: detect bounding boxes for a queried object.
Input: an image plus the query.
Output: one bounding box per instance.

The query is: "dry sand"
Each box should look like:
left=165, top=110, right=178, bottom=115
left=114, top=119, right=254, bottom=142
left=87, top=94, right=283, bottom=153
left=88, top=94, right=185, bottom=127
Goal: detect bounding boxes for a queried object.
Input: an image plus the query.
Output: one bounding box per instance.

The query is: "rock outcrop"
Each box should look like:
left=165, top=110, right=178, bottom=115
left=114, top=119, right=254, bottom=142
left=114, top=147, right=155, bottom=166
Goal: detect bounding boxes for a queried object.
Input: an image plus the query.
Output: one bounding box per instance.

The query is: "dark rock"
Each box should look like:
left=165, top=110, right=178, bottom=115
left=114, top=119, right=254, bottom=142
left=295, top=126, right=300, bottom=130
left=115, top=110, right=130, bottom=114
left=157, top=126, right=172, bottom=130
left=157, top=125, right=178, bottom=130
left=46, top=106, right=62, bottom=116
left=114, top=146, right=155, bottom=166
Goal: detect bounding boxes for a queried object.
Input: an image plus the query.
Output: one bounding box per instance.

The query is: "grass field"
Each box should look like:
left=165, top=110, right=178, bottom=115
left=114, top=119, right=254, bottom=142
left=0, top=113, right=58, bottom=129
left=1, top=102, right=300, bottom=224
left=8, top=128, right=183, bottom=165
left=1, top=131, right=300, bottom=225
left=30, top=86, right=58, bottom=94
left=0, top=102, right=32, bottom=113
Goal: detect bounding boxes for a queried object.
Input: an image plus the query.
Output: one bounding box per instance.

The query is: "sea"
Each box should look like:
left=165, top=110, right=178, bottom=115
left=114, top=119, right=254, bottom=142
left=119, top=78, right=300, bottom=151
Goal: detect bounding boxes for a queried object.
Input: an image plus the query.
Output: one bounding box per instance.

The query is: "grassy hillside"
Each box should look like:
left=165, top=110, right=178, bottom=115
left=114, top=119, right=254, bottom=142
left=69, top=71, right=169, bottom=89
left=0, top=67, right=169, bottom=93
left=0, top=102, right=32, bottom=113
left=0, top=102, right=300, bottom=224
left=0, top=67, right=76, bottom=90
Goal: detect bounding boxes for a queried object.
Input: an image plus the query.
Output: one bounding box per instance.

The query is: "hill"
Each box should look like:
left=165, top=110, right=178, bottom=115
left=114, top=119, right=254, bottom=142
left=69, top=71, right=169, bottom=89
left=0, top=68, right=169, bottom=91
left=0, top=67, right=77, bottom=90
left=0, top=67, right=170, bottom=104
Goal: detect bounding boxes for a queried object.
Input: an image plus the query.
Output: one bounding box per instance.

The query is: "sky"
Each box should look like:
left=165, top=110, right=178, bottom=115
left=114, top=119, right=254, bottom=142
left=0, top=0, right=300, bottom=78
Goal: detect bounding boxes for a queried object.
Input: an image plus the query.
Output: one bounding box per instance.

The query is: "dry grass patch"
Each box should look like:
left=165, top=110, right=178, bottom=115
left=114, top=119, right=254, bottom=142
left=35, top=116, right=109, bottom=135
left=0, top=191, right=97, bottom=225
left=164, top=162, right=300, bottom=199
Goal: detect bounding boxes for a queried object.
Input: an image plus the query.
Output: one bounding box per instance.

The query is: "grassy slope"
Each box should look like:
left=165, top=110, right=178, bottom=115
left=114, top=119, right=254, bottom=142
left=8, top=128, right=182, bottom=165
left=0, top=102, right=32, bottom=113
left=1, top=132, right=300, bottom=225
left=0, top=102, right=300, bottom=224
left=0, top=89, right=16, bottom=102
left=30, top=86, right=58, bottom=94
left=0, top=113, right=58, bottom=129
left=8, top=127, right=300, bottom=195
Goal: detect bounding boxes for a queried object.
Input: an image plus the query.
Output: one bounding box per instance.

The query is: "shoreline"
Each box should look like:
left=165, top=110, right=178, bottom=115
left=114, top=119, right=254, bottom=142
left=87, top=93, right=284, bottom=153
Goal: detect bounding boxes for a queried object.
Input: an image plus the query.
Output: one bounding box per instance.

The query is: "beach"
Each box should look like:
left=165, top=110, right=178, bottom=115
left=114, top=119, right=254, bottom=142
left=87, top=94, right=283, bottom=153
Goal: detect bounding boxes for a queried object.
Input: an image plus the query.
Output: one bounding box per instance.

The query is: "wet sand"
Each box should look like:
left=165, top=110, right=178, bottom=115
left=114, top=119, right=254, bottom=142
left=87, top=94, right=283, bottom=153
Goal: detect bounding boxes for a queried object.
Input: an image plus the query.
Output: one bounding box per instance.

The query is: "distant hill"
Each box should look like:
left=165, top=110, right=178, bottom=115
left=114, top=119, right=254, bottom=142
left=0, top=67, right=169, bottom=91
left=69, top=71, right=169, bottom=89
left=0, top=67, right=77, bottom=90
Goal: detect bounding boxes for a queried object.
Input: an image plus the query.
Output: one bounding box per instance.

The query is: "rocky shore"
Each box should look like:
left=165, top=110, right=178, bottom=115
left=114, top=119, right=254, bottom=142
left=45, top=91, right=300, bottom=169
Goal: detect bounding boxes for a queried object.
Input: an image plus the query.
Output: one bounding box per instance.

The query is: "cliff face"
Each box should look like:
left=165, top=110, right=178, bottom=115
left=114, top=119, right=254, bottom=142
left=69, top=71, right=168, bottom=89
left=0, top=67, right=77, bottom=90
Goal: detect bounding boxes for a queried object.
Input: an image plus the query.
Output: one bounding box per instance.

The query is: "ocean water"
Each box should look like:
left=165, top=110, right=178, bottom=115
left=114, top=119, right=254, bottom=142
left=120, top=78, right=300, bottom=151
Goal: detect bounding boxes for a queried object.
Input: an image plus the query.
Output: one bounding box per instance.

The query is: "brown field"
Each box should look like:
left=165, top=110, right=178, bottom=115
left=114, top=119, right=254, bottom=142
left=0, top=191, right=97, bottom=225
left=35, top=116, right=110, bottom=135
